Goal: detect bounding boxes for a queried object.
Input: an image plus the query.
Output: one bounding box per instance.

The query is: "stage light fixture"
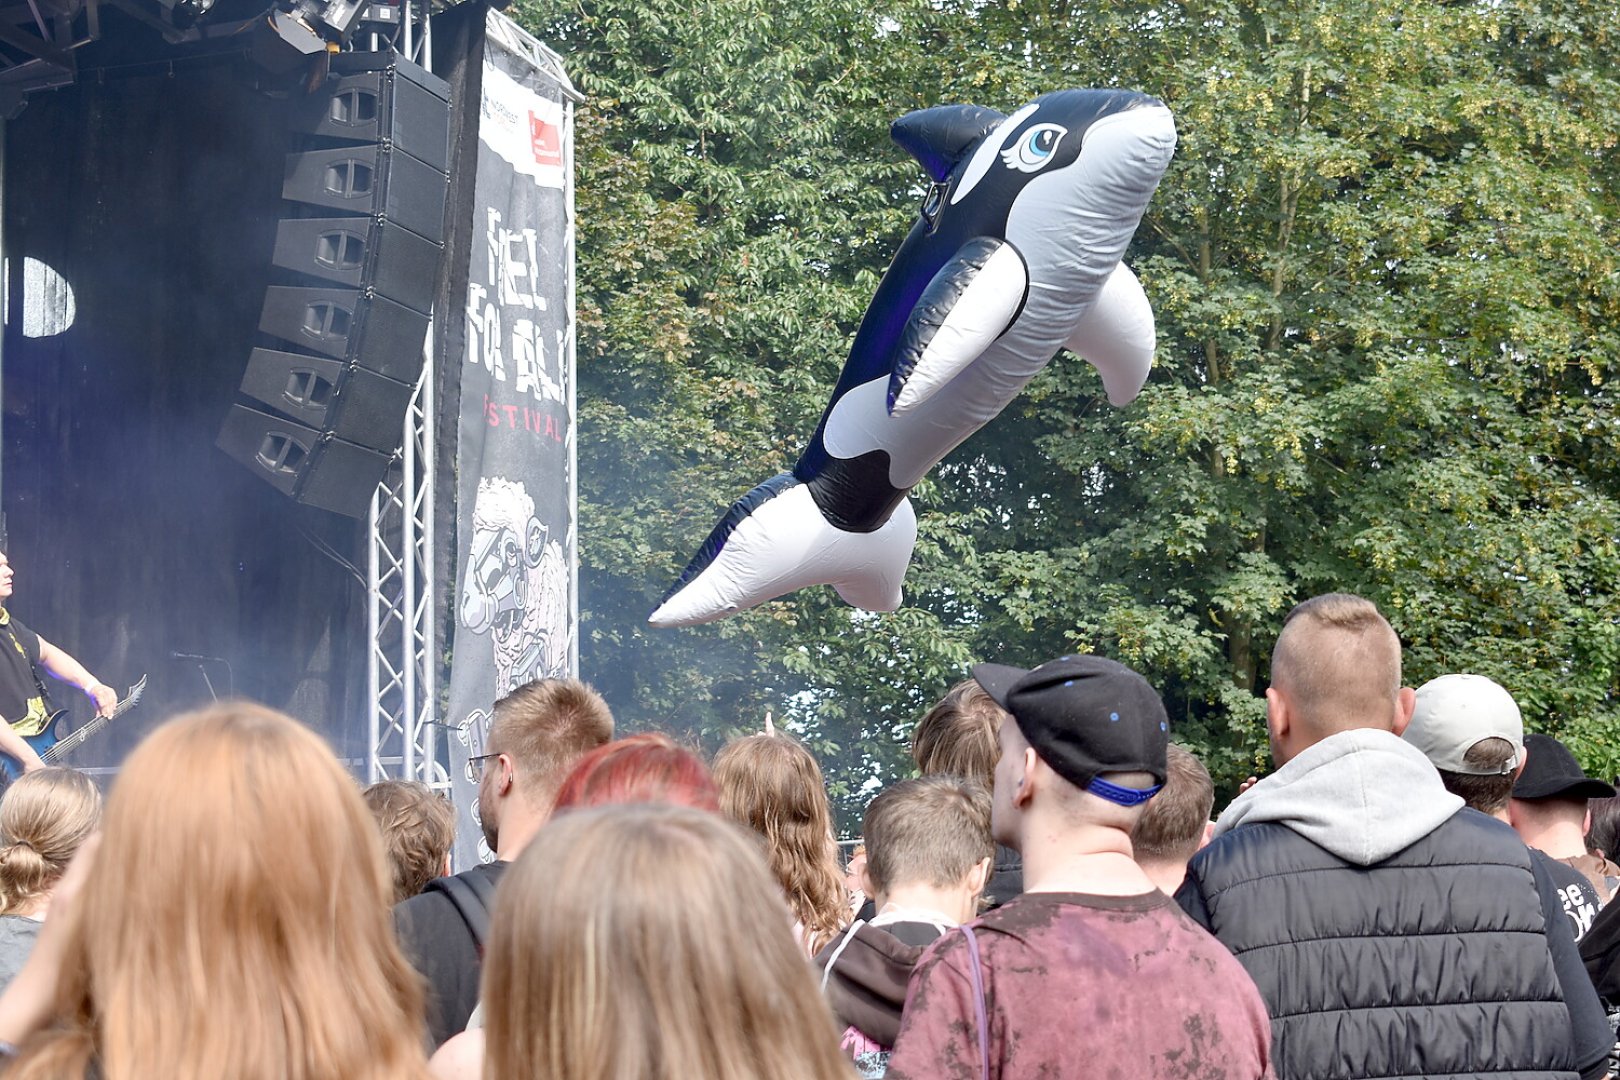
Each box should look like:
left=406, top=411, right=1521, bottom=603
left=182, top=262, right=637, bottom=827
left=249, top=9, right=328, bottom=74
left=294, top=0, right=366, bottom=36
left=168, top=0, right=215, bottom=29
left=356, top=1, right=401, bottom=30
left=249, top=0, right=380, bottom=73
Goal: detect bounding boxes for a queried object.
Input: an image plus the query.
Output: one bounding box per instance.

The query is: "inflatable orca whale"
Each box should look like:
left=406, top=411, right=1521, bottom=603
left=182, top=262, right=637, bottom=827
left=650, top=89, right=1177, bottom=628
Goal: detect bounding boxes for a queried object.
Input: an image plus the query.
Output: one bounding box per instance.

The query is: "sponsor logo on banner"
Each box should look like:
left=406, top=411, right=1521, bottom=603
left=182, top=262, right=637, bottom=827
left=479, top=60, right=567, bottom=188
left=530, top=114, right=562, bottom=167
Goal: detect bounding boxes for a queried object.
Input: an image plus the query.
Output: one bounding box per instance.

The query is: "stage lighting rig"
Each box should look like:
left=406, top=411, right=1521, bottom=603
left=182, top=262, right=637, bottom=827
left=355, top=0, right=401, bottom=33
left=167, top=0, right=215, bottom=29
left=248, top=0, right=390, bottom=74
left=267, top=0, right=368, bottom=45
left=248, top=7, right=328, bottom=74
left=295, top=0, right=366, bottom=37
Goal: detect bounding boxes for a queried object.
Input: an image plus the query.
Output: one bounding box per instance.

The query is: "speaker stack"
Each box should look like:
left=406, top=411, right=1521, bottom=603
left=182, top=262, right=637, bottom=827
left=218, top=51, right=452, bottom=517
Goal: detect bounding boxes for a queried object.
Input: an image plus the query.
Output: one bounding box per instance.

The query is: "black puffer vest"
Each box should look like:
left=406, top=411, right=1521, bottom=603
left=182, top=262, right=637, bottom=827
left=1182, top=808, right=1577, bottom=1080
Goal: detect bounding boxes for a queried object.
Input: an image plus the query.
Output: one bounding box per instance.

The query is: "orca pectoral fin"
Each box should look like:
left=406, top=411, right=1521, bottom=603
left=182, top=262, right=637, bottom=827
left=1065, top=261, right=1157, bottom=407
left=649, top=480, right=919, bottom=628
left=888, top=237, right=1029, bottom=417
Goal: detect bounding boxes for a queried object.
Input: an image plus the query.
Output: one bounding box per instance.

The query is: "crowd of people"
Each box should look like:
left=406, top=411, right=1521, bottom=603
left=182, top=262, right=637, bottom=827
left=0, top=591, right=1614, bottom=1078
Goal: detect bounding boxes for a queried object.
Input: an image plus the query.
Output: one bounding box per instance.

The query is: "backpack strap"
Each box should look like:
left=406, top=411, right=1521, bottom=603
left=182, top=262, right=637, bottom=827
left=959, top=923, right=991, bottom=1080
left=424, top=870, right=499, bottom=955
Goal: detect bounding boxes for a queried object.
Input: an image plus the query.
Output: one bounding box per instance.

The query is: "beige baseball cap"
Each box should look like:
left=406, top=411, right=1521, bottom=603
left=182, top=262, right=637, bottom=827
left=1405, top=674, right=1523, bottom=775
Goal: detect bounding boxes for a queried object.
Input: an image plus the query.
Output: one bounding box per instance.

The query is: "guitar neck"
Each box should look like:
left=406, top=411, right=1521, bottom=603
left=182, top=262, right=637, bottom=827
left=44, top=714, right=109, bottom=761
left=41, top=683, right=143, bottom=763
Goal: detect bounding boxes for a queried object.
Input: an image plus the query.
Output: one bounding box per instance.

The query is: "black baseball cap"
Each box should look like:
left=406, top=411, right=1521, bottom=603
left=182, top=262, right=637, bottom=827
left=1512, top=733, right=1617, bottom=801
left=972, top=655, right=1169, bottom=806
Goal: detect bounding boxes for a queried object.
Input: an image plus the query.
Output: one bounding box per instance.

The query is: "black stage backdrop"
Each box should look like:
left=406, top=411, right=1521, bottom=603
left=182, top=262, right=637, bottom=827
left=4, top=61, right=371, bottom=764
left=3, top=10, right=488, bottom=771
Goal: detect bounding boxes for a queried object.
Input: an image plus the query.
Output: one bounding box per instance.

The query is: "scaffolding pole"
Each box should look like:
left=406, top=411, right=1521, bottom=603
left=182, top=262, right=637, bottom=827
left=366, top=318, right=441, bottom=788
left=365, top=22, right=442, bottom=789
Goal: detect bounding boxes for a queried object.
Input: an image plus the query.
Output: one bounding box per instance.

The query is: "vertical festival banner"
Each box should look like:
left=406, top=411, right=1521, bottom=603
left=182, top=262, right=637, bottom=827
left=444, top=11, right=577, bottom=866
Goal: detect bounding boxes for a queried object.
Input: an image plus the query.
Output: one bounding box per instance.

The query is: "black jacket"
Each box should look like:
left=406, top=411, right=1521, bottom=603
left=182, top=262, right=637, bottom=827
left=1581, top=893, right=1620, bottom=1002
left=1179, top=807, right=1603, bottom=1080
left=394, top=861, right=508, bottom=1048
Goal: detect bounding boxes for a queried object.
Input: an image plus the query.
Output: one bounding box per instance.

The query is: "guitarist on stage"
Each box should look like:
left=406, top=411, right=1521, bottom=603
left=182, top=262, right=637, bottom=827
left=0, top=551, right=117, bottom=775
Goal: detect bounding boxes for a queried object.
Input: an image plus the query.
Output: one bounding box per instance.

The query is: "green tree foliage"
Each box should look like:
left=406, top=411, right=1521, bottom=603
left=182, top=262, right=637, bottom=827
left=937, top=0, right=1620, bottom=783
left=933, top=0, right=1620, bottom=786
left=510, top=0, right=1620, bottom=824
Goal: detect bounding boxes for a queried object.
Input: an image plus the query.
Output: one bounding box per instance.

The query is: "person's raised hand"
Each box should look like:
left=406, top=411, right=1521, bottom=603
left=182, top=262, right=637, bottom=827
left=87, top=683, right=117, bottom=719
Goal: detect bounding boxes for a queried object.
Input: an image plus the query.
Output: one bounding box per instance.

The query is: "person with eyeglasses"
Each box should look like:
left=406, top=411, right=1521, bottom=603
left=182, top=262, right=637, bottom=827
left=394, top=678, right=613, bottom=1049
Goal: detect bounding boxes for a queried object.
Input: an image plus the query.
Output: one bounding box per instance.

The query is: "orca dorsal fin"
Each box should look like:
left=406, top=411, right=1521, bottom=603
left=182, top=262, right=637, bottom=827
left=890, top=105, right=1007, bottom=182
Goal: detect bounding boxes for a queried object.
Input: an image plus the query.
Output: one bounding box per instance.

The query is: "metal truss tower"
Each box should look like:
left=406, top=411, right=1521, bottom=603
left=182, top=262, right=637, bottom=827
left=366, top=327, right=441, bottom=787
left=366, top=7, right=442, bottom=787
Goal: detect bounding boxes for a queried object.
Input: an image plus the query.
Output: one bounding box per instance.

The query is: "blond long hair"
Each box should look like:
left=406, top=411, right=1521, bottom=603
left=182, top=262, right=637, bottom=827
left=9, top=704, right=432, bottom=1080
left=0, top=768, right=100, bottom=914
left=482, top=804, right=854, bottom=1080
left=713, top=733, right=847, bottom=953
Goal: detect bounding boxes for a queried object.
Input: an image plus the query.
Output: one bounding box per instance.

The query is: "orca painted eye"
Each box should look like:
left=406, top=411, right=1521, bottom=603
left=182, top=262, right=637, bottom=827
left=999, top=123, right=1069, bottom=173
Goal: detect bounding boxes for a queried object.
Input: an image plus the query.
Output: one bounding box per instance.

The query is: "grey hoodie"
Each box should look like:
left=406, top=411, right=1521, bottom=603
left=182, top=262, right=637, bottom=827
left=1214, top=727, right=1463, bottom=866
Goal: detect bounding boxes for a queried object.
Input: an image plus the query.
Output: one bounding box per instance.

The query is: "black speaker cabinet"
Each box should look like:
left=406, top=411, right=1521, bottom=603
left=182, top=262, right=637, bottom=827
left=238, top=348, right=415, bottom=452
left=271, top=216, right=441, bottom=315
left=222, top=48, right=452, bottom=515
left=282, top=144, right=447, bottom=244
left=288, top=52, right=451, bottom=172
left=258, top=286, right=429, bottom=384
left=217, top=404, right=392, bottom=517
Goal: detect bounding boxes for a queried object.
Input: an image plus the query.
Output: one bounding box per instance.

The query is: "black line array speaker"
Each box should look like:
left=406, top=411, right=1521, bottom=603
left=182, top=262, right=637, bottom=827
left=280, top=145, right=447, bottom=243
left=219, top=405, right=394, bottom=516
left=219, top=50, right=451, bottom=518
left=287, top=54, right=451, bottom=172
left=258, top=286, right=429, bottom=381
left=237, top=348, right=416, bottom=449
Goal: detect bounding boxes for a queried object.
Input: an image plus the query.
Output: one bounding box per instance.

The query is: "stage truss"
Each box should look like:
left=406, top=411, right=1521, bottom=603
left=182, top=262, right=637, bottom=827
left=366, top=10, right=443, bottom=788
left=0, top=0, right=454, bottom=99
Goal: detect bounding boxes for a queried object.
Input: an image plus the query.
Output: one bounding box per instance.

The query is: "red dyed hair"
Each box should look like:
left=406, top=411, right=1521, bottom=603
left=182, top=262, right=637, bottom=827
left=552, top=733, right=721, bottom=813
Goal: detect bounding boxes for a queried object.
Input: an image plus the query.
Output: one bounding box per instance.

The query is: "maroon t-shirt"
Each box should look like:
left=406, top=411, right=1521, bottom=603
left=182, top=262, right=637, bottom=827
left=887, top=890, right=1274, bottom=1080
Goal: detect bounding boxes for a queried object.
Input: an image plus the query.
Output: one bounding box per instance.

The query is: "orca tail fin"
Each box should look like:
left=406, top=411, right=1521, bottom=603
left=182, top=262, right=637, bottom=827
left=649, top=476, right=918, bottom=628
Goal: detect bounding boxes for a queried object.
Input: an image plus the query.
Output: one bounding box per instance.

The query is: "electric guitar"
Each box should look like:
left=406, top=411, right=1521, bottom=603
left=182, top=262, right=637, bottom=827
left=1, top=675, right=147, bottom=781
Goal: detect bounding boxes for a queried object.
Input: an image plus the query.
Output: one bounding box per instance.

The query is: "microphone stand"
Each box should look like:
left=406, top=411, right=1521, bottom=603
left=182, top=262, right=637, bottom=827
left=171, top=653, right=234, bottom=701
left=194, top=661, right=217, bottom=702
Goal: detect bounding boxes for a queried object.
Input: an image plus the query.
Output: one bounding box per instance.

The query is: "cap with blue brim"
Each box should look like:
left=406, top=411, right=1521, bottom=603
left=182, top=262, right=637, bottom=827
left=972, top=655, right=1168, bottom=807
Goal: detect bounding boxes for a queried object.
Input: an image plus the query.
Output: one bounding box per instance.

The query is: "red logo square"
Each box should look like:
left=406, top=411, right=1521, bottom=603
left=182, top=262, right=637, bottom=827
left=529, top=114, right=562, bottom=167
